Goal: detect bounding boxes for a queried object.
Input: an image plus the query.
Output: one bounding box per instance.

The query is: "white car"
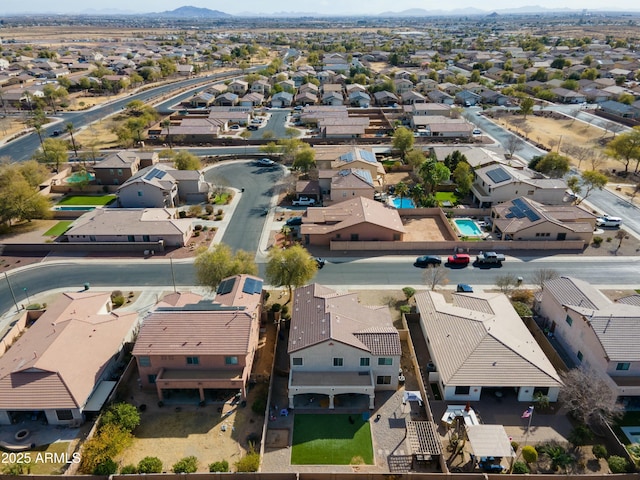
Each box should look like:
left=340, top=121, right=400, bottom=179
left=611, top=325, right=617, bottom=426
left=472, top=128, right=482, bottom=135
left=596, top=215, right=622, bottom=228
left=291, top=196, right=316, bottom=206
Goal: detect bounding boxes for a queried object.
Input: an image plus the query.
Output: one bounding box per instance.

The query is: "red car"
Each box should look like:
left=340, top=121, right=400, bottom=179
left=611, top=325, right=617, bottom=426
left=447, top=253, right=470, bottom=265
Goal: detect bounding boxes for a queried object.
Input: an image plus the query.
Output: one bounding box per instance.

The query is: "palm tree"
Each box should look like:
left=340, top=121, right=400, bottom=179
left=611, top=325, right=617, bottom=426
left=65, top=122, right=79, bottom=158
left=410, top=184, right=425, bottom=207
left=161, top=118, right=172, bottom=150
left=395, top=181, right=409, bottom=208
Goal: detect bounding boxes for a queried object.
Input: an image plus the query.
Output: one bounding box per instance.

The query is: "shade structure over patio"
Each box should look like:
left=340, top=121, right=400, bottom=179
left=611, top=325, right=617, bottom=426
left=403, top=390, right=424, bottom=406
left=465, top=424, right=515, bottom=459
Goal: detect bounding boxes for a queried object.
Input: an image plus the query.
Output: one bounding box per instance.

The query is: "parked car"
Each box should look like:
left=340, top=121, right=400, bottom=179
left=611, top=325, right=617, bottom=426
left=51, top=130, right=61, bottom=137
left=315, top=257, right=325, bottom=269
left=456, top=283, right=474, bottom=292
left=285, top=216, right=303, bottom=226
left=474, top=251, right=505, bottom=267
left=247, top=125, right=259, bottom=131
left=292, top=196, right=316, bottom=206
left=230, top=125, right=240, bottom=130
left=256, top=158, right=275, bottom=167
left=414, top=255, right=442, bottom=267
left=596, top=215, right=622, bottom=228
left=472, top=128, right=482, bottom=135
left=447, top=253, right=470, bottom=265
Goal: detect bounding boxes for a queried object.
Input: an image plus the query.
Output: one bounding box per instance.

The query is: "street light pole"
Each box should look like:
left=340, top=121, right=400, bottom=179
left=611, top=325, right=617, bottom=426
left=4, top=272, right=21, bottom=313
left=23, top=287, right=31, bottom=305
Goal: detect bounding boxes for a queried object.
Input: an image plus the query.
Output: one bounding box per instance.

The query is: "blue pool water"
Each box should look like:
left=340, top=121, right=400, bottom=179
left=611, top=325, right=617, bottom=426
left=454, top=218, right=483, bottom=236
left=53, top=206, right=96, bottom=211
left=65, top=172, right=95, bottom=184
left=621, top=426, right=640, bottom=444
left=391, top=197, right=416, bottom=208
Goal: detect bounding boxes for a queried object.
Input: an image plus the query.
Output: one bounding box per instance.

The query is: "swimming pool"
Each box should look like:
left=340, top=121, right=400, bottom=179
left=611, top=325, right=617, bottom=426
left=65, top=172, right=95, bottom=184
left=621, top=426, right=640, bottom=444
left=53, top=206, right=96, bottom=211
left=391, top=197, right=416, bottom=208
left=453, top=218, right=484, bottom=237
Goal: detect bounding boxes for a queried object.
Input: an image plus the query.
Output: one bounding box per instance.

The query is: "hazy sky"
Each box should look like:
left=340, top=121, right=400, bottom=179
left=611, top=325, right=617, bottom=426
left=2, top=0, right=639, bottom=14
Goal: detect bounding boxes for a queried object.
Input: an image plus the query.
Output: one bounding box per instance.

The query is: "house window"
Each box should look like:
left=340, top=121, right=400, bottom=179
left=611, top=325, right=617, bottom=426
left=360, top=358, right=370, bottom=367
left=333, top=357, right=344, bottom=367
left=376, top=376, right=391, bottom=385
left=393, top=233, right=401, bottom=240
left=225, top=356, right=238, bottom=365
left=138, top=356, right=151, bottom=367
left=117, top=169, right=123, bottom=176
left=378, top=357, right=393, bottom=366
left=137, top=191, right=143, bottom=197
left=455, top=386, right=470, bottom=395
left=56, top=410, right=74, bottom=421
left=292, top=357, right=303, bottom=366
left=148, top=374, right=157, bottom=384
left=128, top=235, right=135, bottom=242
left=528, top=190, right=535, bottom=195
left=143, top=235, right=150, bottom=242
left=565, top=315, right=573, bottom=326
left=577, top=351, right=583, bottom=362
left=616, top=362, right=630, bottom=371
left=350, top=233, right=359, bottom=241
left=186, top=356, right=199, bottom=365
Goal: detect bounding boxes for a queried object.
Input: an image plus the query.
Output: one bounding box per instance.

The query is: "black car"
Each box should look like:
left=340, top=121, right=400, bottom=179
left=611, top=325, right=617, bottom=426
left=414, top=255, right=442, bottom=267
left=315, top=257, right=326, bottom=269
left=285, top=217, right=303, bottom=226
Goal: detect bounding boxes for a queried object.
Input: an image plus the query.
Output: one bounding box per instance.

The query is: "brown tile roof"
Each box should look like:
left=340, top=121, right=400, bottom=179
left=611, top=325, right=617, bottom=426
left=0, top=292, right=137, bottom=409
left=288, top=284, right=400, bottom=356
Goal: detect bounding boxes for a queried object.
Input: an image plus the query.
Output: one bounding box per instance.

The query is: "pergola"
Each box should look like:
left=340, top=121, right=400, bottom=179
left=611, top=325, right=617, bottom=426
left=406, top=421, right=442, bottom=467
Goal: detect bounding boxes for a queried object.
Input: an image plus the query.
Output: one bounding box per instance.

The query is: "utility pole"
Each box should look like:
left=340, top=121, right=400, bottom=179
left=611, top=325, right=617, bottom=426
left=4, top=272, right=21, bottom=313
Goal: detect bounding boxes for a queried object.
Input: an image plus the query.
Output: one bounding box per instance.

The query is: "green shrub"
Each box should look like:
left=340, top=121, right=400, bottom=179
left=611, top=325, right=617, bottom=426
left=402, top=286, right=416, bottom=299
left=281, top=305, right=289, bottom=316
left=399, top=305, right=411, bottom=314
left=217, top=208, right=224, bottom=215
left=512, top=461, right=530, bottom=474
left=205, top=204, right=214, bottom=214
left=112, top=295, right=125, bottom=307
left=173, top=456, right=198, bottom=473
left=511, top=440, right=519, bottom=452
left=179, top=210, right=187, bottom=218
left=120, top=464, right=138, bottom=474
left=568, top=424, right=594, bottom=446
left=521, top=445, right=538, bottom=464
left=607, top=455, right=629, bottom=473
left=271, top=303, right=282, bottom=312
left=592, top=444, right=608, bottom=460
left=194, top=230, right=200, bottom=237
left=100, top=402, right=140, bottom=432
left=235, top=444, right=260, bottom=472
left=606, top=236, right=612, bottom=242
left=188, top=205, right=202, bottom=217
left=137, top=456, right=163, bottom=473
left=592, top=236, right=603, bottom=246
left=93, top=458, right=118, bottom=475
left=209, top=460, right=229, bottom=472
left=79, top=424, right=132, bottom=474
left=512, top=301, right=533, bottom=317
left=194, top=224, right=203, bottom=231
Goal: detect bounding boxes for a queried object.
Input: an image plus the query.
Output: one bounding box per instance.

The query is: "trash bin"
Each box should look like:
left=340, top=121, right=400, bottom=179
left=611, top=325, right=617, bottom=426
left=83, top=283, right=90, bottom=291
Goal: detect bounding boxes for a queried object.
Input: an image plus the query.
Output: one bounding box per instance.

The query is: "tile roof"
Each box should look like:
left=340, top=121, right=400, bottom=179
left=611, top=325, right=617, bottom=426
left=0, top=292, right=137, bottom=409
left=415, top=291, right=561, bottom=387
left=66, top=208, right=191, bottom=237
left=288, top=284, right=400, bottom=356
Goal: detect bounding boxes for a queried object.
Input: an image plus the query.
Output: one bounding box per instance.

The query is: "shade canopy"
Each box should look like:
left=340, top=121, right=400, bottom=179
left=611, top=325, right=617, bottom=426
left=466, top=424, right=515, bottom=459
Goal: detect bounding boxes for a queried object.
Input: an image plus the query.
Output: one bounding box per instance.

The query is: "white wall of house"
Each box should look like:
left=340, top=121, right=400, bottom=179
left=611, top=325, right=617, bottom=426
left=118, top=182, right=177, bottom=208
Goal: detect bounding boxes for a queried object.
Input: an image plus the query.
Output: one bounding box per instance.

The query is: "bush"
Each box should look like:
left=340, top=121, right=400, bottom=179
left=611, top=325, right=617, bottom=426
left=205, top=204, right=214, bottom=215
left=271, top=303, right=282, bottom=312
left=137, top=456, right=163, bottom=473
left=188, top=205, right=203, bottom=217
left=399, top=305, right=411, bottom=314
left=209, top=460, right=229, bottom=472
left=568, top=424, right=594, bottom=446
left=607, top=455, right=629, bottom=473
left=100, top=402, right=140, bottom=432
left=592, top=444, right=608, bottom=460
left=194, top=224, right=203, bottom=231
left=511, top=441, right=520, bottom=452
left=173, top=456, right=198, bottom=473
left=402, top=286, right=416, bottom=299
left=511, top=289, right=534, bottom=304
left=512, top=461, right=530, bottom=474
left=120, top=464, right=138, bottom=474
left=112, top=295, right=125, bottom=307
left=217, top=208, right=224, bottom=215
left=179, top=210, right=187, bottom=218
left=521, top=445, right=538, bottom=464
left=592, top=236, right=603, bottom=246
left=79, top=424, right=133, bottom=474
left=512, top=301, right=533, bottom=317
left=93, top=458, right=118, bottom=475
left=235, top=445, right=260, bottom=472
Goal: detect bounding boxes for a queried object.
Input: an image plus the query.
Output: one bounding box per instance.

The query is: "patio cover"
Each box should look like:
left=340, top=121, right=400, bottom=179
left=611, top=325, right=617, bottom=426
left=407, top=421, right=442, bottom=457
left=466, top=424, right=515, bottom=459
left=403, top=391, right=424, bottom=406
left=82, top=381, right=117, bottom=412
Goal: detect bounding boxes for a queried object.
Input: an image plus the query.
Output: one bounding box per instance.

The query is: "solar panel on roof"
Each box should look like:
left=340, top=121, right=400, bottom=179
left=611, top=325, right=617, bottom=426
left=513, top=198, right=540, bottom=222
left=144, top=169, right=158, bottom=180
left=486, top=167, right=511, bottom=184
left=216, top=277, right=236, bottom=295
left=359, top=150, right=377, bottom=163
left=242, top=278, right=264, bottom=294
left=154, top=170, right=167, bottom=179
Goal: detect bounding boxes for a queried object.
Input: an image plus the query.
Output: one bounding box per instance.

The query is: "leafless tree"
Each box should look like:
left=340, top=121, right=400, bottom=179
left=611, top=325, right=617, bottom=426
left=559, top=367, right=624, bottom=428
left=495, top=273, right=519, bottom=295
left=531, top=268, right=559, bottom=291
left=615, top=230, right=628, bottom=254
left=422, top=265, right=449, bottom=291
left=564, top=144, right=591, bottom=169
left=521, top=123, right=533, bottom=140
left=505, top=135, right=522, bottom=159
left=609, top=122, right=625, bottom=138
left=590, top=151, right=607, bottom=171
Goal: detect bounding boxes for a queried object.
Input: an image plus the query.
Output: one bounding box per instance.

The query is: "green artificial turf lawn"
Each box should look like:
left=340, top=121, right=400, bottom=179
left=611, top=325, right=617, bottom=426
left=57, top=195, right=116, bottom=206
left=291, top=414, right=374, bottom=465
left=43, top=221, right=72, bottom=237
left=435, top=191, right=458, bottom=204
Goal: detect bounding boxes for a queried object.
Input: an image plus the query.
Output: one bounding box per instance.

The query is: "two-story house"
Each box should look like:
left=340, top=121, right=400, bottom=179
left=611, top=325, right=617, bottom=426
left=133, top=274, right=264, bottom=402
left=287, top=284, right=401, bottom=409
left=93, top=150, right=158, bottom=186
left=536, top=276, right=640, bottom=408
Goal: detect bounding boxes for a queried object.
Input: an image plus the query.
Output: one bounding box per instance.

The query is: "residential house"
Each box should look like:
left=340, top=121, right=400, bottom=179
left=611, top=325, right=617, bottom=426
left=322, top=91, right=344, bottom=106
left=401, top=90, right=426, bottom=105
left=176, top=64, right=194, bottom=76
left=318, top=168, right=376, bottom=203
left=455, top=90, right=482, bottom=106
left=349, top=90, right=371, bottom=108
left=300, top=196, right=405, bottom=246
left=239, top=92, right=264, bottom=107
left=491, top=197, right=596, bottom=243
left=0, top=292, right=137, bottom=426
left=208, top=106, right=251, bottom=126
left=415, top=290, right=562, bottom=403
left=427, top=90, right=455, bottom=105
left=227, top=79, right=248, bottom=95
left=599, top=100, right=638, bottom=119
left=160, top=117, right=224, bottom=143
left=271, top=91, right=293, bottom=108
left=551, top=88, right=587, bottom=104
left=65, top=208, right=193, bottom=247
left=93, top=150, right=158, bottom=185
left=536, top=277, right=640, bottom=406
left=214, top=92, right=238, bottom=107
left=314, top=146, right=385, bottom=185
left=295, top=91, right=318, bottom=107
left=189, top=92, right=216, bottom=108
left=133, top=274, right=264, bottom=402
left=373, top=90, right=399, bottom=106
left=471, top=163, right=567, bottom=207
left=250, top=79, right=271, bottom=95
left=287, top=284, right=401, bottom=409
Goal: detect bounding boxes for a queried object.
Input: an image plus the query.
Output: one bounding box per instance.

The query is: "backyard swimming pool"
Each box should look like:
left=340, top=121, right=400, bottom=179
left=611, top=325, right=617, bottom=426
left=391, top=197, right=416, bottom=208
left=622, top=426, right=640, bottom=444
left=53, top=206, right=96, bottom=211
left=453, top=218, right=484, bottom=237
left=65, top=172, right=95, bottom=184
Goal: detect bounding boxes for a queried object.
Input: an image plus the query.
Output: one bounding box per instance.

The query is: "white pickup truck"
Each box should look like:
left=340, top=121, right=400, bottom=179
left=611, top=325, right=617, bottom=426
left=474, top=251, right=505, bottom=266
left=292, top=197, right=316, bottom=206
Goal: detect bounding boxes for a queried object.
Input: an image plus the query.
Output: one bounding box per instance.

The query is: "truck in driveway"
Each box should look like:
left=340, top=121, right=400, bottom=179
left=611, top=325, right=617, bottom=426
left=474, top=251, right=505, bottom=266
